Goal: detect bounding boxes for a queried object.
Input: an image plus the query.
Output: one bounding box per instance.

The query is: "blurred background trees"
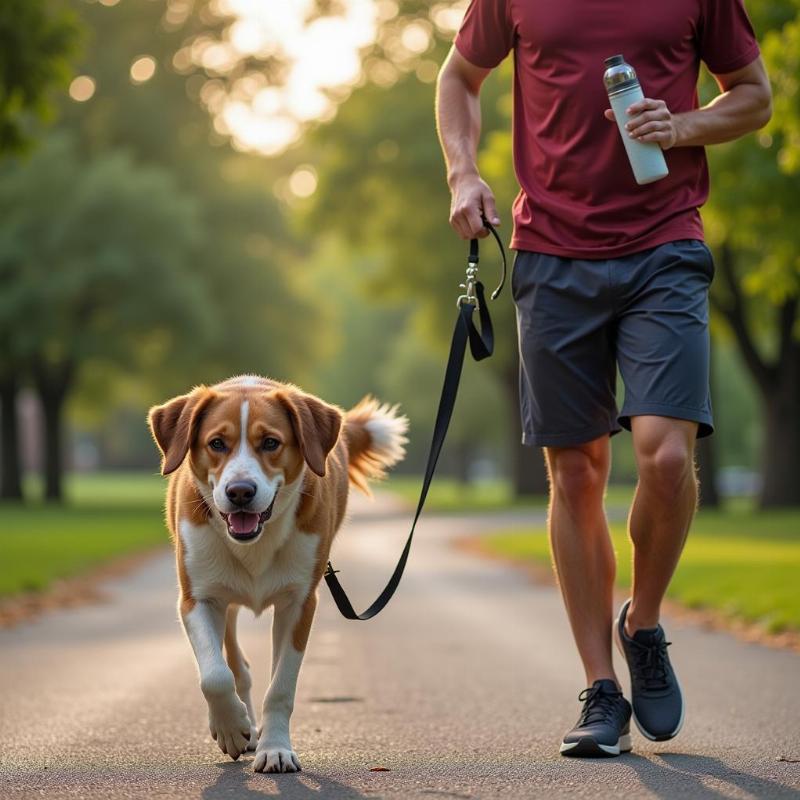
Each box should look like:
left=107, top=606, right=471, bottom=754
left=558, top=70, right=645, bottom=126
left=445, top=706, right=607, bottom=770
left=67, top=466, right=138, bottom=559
left=0, top=0, right=797, bottom=508
left=0, top=0, right=79, bottom=152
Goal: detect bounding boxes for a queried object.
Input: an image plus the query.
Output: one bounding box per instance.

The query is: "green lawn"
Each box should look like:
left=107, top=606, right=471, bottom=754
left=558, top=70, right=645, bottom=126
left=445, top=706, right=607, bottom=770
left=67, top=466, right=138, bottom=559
left=0, top=472, right=168, bottom=597
left=479, top=509, right=800, bottom=633
left=385, top=476, right=635, bottom=512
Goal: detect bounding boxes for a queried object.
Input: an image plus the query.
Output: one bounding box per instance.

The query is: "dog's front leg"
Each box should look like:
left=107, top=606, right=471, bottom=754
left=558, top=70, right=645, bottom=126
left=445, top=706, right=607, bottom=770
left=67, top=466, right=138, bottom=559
left=182, top=599, right=252, bottom=760
left=253, top=590, right=317, bottom=773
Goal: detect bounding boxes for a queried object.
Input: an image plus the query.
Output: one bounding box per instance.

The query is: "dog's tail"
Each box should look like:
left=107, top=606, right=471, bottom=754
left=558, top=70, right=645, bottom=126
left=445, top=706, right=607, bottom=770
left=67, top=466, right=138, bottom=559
left=343, top=396, right=408, bottom=494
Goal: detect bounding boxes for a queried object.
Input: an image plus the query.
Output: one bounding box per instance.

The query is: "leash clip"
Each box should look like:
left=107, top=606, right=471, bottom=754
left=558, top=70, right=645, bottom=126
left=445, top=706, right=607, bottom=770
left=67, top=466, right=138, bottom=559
left=457, top=257, right=480, bottom=308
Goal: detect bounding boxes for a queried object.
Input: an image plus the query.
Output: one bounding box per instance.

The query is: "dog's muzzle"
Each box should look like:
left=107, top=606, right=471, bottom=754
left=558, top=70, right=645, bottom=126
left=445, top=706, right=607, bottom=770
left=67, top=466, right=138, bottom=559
left=220, top=493, right=277, bottom=541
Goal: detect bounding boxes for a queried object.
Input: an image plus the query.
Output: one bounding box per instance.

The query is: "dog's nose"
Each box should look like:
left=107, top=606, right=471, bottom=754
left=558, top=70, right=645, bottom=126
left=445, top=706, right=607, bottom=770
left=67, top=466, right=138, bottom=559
left=225, top=481, right=257, bottom=507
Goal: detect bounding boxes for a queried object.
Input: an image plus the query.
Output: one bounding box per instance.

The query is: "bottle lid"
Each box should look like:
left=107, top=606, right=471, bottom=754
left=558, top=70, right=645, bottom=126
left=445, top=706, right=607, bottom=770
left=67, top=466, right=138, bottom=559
left=603, top=55, right=637, bottom=92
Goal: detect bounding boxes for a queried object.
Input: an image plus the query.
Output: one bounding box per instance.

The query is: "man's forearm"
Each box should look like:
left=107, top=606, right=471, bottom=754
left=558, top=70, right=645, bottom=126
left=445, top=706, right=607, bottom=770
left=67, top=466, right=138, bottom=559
left=674, top=81, right=772, bottom=147
left=436, top=69, right=482, bottom=187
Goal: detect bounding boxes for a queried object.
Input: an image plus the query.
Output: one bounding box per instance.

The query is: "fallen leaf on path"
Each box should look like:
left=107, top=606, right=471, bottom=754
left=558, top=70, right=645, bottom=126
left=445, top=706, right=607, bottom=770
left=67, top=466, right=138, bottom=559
left=369, top=766, right=391, bottom=772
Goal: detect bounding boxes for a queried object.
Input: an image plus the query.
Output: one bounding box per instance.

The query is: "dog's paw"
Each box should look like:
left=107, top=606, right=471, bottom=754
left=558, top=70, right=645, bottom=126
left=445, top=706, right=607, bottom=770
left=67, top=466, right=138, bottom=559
left=208, top=697, right=252, bottom=761
left=246, top=726, right=258, bottom=752
left=253, top=745, right=301, bottom=773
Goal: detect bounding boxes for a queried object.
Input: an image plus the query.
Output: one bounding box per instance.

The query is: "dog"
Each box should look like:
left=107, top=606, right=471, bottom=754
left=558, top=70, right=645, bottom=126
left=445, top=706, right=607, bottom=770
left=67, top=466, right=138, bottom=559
left=147, top=374, right=407, bottom=772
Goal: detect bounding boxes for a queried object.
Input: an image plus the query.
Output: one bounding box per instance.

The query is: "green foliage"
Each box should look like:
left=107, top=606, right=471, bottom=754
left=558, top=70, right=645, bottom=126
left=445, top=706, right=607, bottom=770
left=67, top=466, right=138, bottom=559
left=704, top=1, right=800, bottom=306
left=482, top=508, right=800, bottom=633
left=0, top=0, right=80, bottom=152
left=63, top=0, right=319, bottom=395
left=0, top=134, right=207, bottom=376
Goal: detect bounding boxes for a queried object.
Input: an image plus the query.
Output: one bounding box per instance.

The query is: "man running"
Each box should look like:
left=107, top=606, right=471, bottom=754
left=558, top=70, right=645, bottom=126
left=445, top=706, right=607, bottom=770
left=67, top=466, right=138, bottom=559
left=436, top=0, right=771, bottom=756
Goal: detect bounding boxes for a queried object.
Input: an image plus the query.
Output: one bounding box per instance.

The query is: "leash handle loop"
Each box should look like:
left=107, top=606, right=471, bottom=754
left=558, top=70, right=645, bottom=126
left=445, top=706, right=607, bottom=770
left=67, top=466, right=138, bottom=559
left=469, top=217, right=507, bottom=301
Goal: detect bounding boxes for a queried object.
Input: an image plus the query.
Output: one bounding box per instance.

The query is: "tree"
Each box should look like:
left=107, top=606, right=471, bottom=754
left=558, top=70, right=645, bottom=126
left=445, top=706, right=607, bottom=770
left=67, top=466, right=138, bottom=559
left=702, top=1, right=800, bottom=507
left=0, top=0, right=79, bottom=498
left=0, top=134, right=207, bottom=501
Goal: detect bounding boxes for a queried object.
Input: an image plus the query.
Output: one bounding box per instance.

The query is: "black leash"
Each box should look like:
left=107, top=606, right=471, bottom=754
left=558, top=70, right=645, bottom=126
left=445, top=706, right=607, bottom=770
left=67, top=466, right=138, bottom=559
left=324, top=219, right=506, bottom=620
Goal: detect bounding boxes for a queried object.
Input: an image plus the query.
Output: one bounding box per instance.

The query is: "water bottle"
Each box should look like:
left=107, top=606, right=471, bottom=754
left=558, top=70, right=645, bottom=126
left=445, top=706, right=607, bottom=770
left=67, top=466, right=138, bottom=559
left=603, top=54, right=669, bottom=185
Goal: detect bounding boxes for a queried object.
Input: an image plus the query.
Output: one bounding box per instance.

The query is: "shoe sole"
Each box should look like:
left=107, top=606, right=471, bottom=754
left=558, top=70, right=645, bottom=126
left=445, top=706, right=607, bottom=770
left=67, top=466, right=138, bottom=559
left=614, top=601, right=685, bottom=742
left=560, top=732, right=632, bottom=758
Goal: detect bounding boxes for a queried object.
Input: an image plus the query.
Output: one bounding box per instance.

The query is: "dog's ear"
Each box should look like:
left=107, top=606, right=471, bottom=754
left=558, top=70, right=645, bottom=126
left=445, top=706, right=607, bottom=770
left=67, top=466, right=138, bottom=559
left=147, top=387, right=215, bottom=475
left=276, top=390, right=342, bottom=477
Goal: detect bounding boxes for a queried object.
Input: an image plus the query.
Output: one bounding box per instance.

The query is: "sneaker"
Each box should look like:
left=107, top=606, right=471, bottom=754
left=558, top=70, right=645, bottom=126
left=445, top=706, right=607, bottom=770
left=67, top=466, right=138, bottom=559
left=614, top=598, right=684, bottom=741
left=560, top=679, right=632, bottom=757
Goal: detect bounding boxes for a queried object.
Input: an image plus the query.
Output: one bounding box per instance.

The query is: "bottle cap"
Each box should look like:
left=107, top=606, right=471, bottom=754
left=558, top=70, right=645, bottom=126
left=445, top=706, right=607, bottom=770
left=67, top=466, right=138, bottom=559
left=603, top=55, right=637, bottom=92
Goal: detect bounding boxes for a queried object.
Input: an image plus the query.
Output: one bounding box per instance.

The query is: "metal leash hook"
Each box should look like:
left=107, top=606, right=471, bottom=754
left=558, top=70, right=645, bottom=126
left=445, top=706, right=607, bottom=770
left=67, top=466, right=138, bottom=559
left=457, top=251, right=479, bottom=308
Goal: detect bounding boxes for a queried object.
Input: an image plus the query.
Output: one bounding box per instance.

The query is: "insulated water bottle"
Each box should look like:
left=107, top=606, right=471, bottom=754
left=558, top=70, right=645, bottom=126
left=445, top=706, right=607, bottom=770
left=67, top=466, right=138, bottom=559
left=603, top=54, right=669, bottom=185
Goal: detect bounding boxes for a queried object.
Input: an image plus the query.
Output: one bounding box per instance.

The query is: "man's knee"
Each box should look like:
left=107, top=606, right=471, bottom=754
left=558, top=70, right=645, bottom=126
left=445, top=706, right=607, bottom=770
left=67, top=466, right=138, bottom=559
left=634, top=421, right=696, bottom=495
left=546, top=440, right=609, bottom=506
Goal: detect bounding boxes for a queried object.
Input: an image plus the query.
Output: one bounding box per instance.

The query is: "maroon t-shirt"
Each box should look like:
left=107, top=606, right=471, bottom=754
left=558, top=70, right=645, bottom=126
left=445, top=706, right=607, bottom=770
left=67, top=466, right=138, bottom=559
left=454, top=0, right=760, bottom=258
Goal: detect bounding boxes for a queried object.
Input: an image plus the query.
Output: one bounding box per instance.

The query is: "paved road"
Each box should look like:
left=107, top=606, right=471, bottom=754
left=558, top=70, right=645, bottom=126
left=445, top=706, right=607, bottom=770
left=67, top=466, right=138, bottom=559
left=1, top=494, right=799, bottom=799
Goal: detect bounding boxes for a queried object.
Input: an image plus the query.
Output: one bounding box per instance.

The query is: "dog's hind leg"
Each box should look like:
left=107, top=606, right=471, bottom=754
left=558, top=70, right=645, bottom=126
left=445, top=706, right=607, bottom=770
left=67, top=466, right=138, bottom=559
left=224, top=604, right=258, bottom=751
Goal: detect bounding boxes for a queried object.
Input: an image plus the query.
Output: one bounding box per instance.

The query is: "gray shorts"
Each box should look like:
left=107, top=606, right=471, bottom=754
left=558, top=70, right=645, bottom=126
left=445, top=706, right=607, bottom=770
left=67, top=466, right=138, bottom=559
left=512, top=239, right=715, bottom=448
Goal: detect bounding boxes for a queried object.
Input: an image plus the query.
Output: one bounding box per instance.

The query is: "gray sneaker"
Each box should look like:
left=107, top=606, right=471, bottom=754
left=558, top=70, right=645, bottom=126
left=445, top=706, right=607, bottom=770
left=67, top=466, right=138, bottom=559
left=560, top=679, right=633, bottom=757
left=614, top=599, right=684, bottom=741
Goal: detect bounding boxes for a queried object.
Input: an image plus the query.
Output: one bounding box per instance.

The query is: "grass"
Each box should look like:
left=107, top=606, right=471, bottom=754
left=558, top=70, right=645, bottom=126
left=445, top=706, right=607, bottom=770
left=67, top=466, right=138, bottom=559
left=0, top=472, right=168, bottom=598
left=479, top=509, right=800, bottom=634
left=385, top=476, right=636, bottom=512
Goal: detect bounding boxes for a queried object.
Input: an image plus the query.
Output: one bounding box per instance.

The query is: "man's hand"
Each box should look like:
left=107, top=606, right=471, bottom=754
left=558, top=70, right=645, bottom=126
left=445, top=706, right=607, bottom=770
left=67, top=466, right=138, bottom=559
left=448, top=174, right=500, bottom=240
left=604, top=98, right=678, bottom=150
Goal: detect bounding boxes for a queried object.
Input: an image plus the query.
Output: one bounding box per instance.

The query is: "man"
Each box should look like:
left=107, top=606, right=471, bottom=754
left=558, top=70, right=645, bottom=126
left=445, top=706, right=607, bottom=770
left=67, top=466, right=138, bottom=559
left=436, top=0, right=771, bottom=757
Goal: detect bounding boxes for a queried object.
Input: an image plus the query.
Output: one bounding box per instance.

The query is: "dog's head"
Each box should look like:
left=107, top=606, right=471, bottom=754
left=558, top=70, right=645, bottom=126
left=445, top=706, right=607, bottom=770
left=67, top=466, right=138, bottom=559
left=147, top=378, right=342, bottom=543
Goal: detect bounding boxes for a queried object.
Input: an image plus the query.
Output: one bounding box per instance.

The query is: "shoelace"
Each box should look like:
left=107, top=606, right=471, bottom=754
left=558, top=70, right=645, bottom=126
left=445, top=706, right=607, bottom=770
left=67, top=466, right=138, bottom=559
left=578, top=685, right=623, bottom=727
left=628, top=636, right=672, bottom=691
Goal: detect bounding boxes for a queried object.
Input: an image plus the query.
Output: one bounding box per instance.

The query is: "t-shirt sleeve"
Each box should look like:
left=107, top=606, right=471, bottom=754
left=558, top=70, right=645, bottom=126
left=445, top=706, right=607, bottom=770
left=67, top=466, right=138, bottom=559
left=698, top=0, right=761, bottom=74
left=454, top=0, right=514, bottom=70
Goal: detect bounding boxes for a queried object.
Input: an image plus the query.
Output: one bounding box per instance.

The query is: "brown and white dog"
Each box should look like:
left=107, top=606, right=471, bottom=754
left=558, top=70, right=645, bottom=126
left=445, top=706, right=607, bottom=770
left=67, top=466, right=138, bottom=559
left=147, top=375, right=407, bottom=772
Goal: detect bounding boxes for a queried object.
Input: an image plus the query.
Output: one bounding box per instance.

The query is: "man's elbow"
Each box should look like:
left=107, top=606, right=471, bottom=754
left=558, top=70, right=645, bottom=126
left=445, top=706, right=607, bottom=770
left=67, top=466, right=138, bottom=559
left=753, top=80, right=773, bottom=130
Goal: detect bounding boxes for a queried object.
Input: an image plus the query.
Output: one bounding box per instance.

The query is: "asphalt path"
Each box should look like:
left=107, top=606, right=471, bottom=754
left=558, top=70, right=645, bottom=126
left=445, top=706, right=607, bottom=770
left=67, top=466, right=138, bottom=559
left=1, top=493, right=799, bottom=799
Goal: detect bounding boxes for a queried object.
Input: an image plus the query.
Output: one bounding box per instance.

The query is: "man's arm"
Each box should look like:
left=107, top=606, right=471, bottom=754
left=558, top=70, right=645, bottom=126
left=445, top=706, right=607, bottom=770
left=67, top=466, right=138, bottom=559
left=606, top=57, right=772, bottom=149
left=436, top=46, right=500, bottom=239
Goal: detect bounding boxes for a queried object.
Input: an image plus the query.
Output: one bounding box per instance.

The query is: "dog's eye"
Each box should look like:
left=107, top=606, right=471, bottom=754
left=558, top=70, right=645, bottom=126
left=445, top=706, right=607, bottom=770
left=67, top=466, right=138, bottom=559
left=262, top=437, right=280, bottom=452
left=208, top=438, right=227, bottom=452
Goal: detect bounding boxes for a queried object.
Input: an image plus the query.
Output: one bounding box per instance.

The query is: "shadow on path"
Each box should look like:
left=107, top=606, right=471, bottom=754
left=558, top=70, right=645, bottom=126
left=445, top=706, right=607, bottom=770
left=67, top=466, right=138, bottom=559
left=626, top=752, right=800, bottom=799
left=202, top=760, right=366, bottom=800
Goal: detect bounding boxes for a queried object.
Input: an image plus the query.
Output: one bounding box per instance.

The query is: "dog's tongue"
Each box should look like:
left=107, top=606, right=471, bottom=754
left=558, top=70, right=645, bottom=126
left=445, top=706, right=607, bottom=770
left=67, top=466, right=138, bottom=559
left=229, top=511, right=260, bottom=534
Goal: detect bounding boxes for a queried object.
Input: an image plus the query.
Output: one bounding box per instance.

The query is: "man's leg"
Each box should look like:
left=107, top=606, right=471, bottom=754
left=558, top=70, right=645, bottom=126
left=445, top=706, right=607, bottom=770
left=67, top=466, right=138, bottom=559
left=545, top=435, right=618, bottom=686
left=626, top=415, right=698, bottom=634
left=547, top=436, right=633, bottom=758
left=612, top=415, right=697, bottom=742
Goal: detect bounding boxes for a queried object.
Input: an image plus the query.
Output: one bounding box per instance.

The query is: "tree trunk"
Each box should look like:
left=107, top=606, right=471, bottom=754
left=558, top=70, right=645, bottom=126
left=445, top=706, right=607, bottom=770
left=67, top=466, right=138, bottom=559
left=32, top=360, right=74, bottom=504
left=759, top=371, right=800, bottom=508
left=0, top=372, right=24, bottom=501
left=453, top=440, right=472, bottom=485
left=712, top=246, right=800, bottom=508
left=502, top=362, right=548, bottom=497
